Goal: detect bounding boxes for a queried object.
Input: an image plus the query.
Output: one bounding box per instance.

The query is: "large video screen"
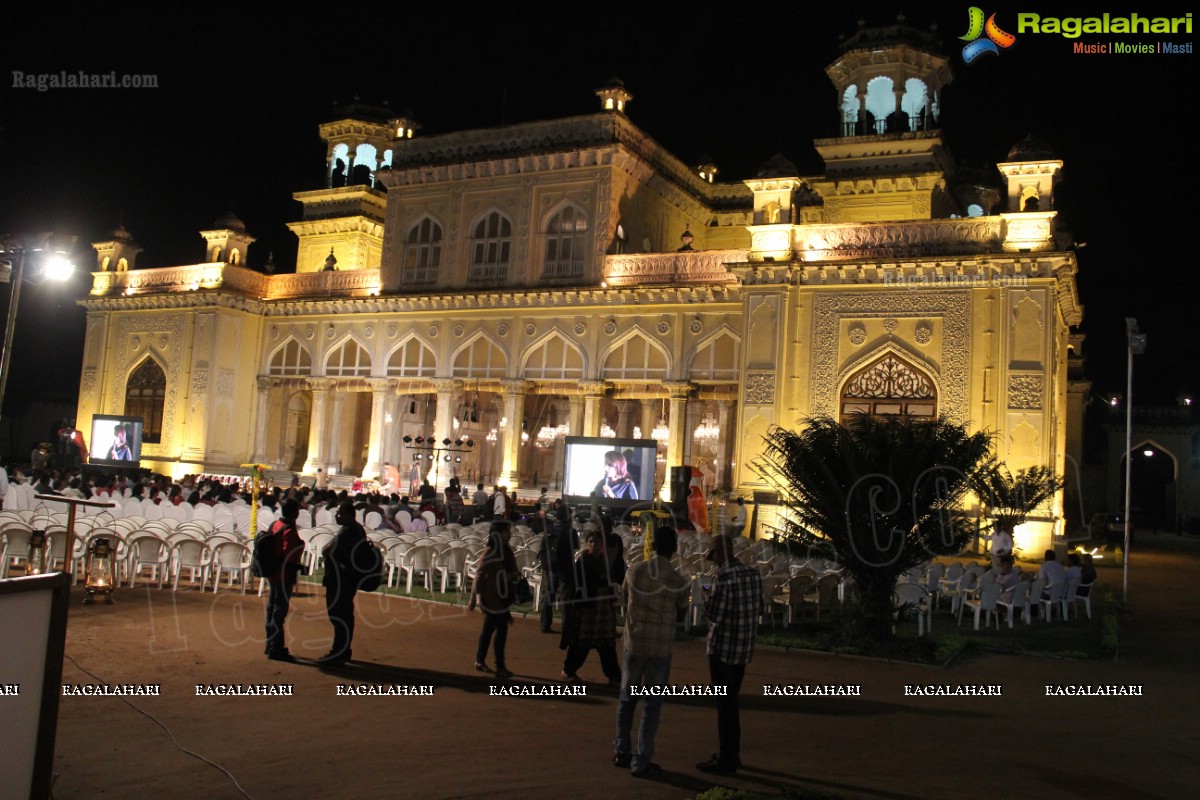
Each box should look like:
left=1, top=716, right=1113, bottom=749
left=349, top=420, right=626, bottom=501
left=88, top=415, right=144, bottom=467
left=562, top=436, right=658, bottom=510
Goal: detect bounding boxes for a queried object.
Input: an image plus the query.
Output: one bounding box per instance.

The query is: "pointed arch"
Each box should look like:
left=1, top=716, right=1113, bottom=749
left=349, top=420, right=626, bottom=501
left=402, top=215, right=443, bottom=285
left=522, top=329, right=586, bottom=379
left=687, top=326, right=742, bottom=381
left=600, top=326, right=671, bottom=381
left=385, top=334, right=438, bottom=377
left=468, top=209, right=513, bottom=282
left=268, top=338, right=313, bottom=377
left=324, top=337, right=372, bottom=377
left=541, top=200, right=589, bottom=279
left=452, top=331, right=508, bottom=378
left=838, top=346, right=938, bottom=420
left=125, top=356, right=167, bottom=443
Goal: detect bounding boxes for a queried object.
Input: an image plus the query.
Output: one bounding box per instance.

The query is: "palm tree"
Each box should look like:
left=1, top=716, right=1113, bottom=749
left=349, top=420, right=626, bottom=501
left=752, top=414, right=993, bottom=640
left=971, top=464, right=1063, bottom=549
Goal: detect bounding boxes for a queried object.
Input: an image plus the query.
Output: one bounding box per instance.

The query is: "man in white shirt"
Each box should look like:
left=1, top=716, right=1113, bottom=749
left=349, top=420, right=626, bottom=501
left=1037, top=549, right=1067, bottom=599
left=727, top=497, right=747, bottom=537
left=0, top=463, right=8, bottom=508
left=492, top=486, right=508, bottom=520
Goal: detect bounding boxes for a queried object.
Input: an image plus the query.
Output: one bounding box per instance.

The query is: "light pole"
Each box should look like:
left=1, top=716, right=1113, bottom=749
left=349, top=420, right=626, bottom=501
left=0, top=234, right=77, bottom=423
left=1123, top=317, right=1147, bottom=602
left=402, top=435, right=476, bottom=490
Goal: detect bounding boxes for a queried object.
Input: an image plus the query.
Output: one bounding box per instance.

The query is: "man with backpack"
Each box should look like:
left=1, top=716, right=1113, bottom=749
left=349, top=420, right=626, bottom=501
left=319, top=499, right=368, bottom=666
left=257, top=498, right=304, bottom=662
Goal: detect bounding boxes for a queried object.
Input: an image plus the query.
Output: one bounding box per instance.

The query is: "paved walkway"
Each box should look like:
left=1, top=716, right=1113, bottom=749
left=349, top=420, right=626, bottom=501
left=44, top=533, right=1199, bottom=799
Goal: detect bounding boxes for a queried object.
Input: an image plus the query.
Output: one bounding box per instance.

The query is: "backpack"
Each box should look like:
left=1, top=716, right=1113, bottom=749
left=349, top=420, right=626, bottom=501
left=251, top=528, right=280, bottom=578
left=351, top=539, right=384, bottom=593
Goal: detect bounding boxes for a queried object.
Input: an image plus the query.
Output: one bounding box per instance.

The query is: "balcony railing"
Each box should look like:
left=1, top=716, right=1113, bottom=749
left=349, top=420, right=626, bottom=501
left=841, top=112, right=938, bottom=137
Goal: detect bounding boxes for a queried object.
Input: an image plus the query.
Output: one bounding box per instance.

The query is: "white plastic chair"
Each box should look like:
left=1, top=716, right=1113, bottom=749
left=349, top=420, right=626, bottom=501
left=1, top=524, right=34, bottom=578
left=997, top=580, right=1033, bottom=627
left=126, top=533, right=171, bottom=588
left=171, top=540, right=212, bottom=590
left=1068, top=579, right=1095, bottom=620
left=959, top=582, right=1003, bottom=630
left=210, top=541, right=252, bottom=593
left=399, top=544, right=436, bottom=592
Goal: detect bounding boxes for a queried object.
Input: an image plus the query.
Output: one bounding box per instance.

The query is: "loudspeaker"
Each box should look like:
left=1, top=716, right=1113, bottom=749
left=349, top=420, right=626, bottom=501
left=669, top=466, right=691, bottom=516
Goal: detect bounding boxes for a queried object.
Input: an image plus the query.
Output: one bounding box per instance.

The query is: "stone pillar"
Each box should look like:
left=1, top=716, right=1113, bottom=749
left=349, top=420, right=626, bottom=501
left=568, top=395, right=584, bottom=440
left=580, top=381, right=608, bottom=437
left=302, top=378, right=335, bottom=473
left=252, top=377, right=272, bottom=465
left=640, top=399, right=658, bottom=441
left=685, top=399, right=702, bottom=466
left=432, top=379, right=463, bottom=487
left=663, top=382, right=693, bottom=495
left=327, top=390, right=346, bottom=474
left=716, top=399, right=733, bottom=490
left=499, top=380, right=532, bottom=488
left=616, top=400, right=635, bottom=439
left=363, top=378, right=391, bottom=480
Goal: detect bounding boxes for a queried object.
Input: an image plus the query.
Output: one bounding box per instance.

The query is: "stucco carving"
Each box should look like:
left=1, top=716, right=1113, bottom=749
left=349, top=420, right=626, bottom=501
left=192, top=368, right=209, bottom=394
left=604, top=250, right=744, bottom=287
left=1007, top=375, right=1044, bottom=410
left=217, top=369, right=235, bottom=397
left=794, top=218, right=1004, bottom=261
left=745, top=373, right=776, bottom=405
left=112, top=314, right=186, bottom=450
left=812, top=291, right=969, bottom=423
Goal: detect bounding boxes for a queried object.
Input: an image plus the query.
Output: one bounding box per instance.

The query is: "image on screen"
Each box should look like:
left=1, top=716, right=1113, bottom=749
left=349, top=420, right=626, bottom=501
left=88, top=415, right=144, bottom=466
left=562, top=436, right=658, bottom=509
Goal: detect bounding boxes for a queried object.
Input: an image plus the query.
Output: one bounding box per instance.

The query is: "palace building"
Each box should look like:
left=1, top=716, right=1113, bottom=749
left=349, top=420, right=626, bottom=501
left=75, top=21, right=1081, bottom=552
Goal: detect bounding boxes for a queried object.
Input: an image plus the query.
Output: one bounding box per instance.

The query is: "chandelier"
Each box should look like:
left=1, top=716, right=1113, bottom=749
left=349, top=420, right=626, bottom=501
left=693, top=412, right=720, bottom=442
left=650, top=398, right=670, bottom=445
left=535, top=422, right=569, bottom=448
left=599, top=422, right=616, bottom=438
left=485, top=428, right=498, bottom=443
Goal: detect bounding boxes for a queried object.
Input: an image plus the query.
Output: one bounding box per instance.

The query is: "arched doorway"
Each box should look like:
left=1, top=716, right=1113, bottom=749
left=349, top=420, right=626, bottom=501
left=284, top=392, right=310, bottom=472
left=1120, top=442, right=1177, bottom=532
left=840, top=351, right=937, bottom=420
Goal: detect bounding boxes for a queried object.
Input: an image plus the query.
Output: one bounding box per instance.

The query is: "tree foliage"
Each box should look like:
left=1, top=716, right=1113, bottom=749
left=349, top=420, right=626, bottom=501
left=970, top=464, right=1063, bottom=535
left=752, top=414, right=995, bottom=640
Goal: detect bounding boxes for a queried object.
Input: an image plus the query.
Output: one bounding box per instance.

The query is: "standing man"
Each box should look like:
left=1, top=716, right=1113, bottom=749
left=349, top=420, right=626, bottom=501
left=263, top=498, right=304, bottom=661
left=727, top=497, right=746, bottom=537
left=0, top=459, right=8, bottom=509
left=492, top=485, right=508, bottom=521
left=614, top=528, right=689, bottom=778
left=319, top=499, right=367, bottom=665
left=697, top=534, right=763, bottom=775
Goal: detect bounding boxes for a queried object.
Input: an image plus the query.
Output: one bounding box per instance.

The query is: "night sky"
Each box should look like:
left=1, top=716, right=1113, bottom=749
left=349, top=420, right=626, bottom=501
left=1, top=1, right=1196, bottom=432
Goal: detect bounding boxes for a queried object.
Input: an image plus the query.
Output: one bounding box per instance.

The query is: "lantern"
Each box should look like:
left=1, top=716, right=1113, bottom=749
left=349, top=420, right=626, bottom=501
left=26, top=529, right=48, bottom=575
left=84, top=536, right=116, bottom=604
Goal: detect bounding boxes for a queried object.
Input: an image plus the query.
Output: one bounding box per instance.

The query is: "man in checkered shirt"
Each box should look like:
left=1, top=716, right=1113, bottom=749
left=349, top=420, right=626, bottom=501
left=613, top=527, right=690, bottom=778
left=697, top=534, right=763, bottom=775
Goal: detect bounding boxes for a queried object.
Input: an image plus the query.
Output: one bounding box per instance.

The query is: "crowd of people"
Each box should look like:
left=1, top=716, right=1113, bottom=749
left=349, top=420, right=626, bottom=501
left=3, top=462, right=765, bottom=776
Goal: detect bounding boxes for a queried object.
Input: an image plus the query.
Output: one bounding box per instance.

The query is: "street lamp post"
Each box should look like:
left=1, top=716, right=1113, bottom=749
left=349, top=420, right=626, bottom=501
left=1123, top=317, right=1147, bottom=603
left=0, top=234, right=77, bottom=423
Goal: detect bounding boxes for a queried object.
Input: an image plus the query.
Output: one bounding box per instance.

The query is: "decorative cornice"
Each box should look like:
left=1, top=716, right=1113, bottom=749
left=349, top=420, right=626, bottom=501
left=603, top=250, right=745, bottom=287
left=731, top=254, right=1067, bottom=288
left=791, top=217, right=1005, bottom=261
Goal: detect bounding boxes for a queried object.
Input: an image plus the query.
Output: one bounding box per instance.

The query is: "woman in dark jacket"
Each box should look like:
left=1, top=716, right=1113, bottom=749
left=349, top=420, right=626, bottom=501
left=559, top=526, right=621, bottom=685
left=469, top=521, right=519, bottom=678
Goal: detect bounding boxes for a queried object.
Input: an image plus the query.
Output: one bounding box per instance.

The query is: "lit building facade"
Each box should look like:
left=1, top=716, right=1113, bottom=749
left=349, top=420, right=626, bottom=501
left=76, top=24, right=1080, bottom=552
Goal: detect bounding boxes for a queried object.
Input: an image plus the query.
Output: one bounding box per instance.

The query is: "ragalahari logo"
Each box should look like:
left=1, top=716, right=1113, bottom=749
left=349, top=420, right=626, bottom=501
left=960, top=7, right=1017, bottom=63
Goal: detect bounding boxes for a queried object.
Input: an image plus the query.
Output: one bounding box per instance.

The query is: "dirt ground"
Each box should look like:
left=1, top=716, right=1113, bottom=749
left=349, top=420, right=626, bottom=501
left=40, top=534, right=1200, bottom=800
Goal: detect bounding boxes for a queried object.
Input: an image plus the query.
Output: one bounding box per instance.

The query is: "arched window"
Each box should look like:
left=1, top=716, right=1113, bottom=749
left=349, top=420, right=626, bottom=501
left=386, top=338, right=437, bottom=377
left=543, top=205, right=588, bottom=278
left=840, top=353, right=937, bottom=420
left=325, top=340, right=372, bottom=377
left=469, top=211, right=512, bottom=281
left=523, top=334, right=585, bottom=379
left=612, top=223, right=628, bottom=254
left=689, top=332, right=740, bottom=382
left=125, top=358, right=166, bottom=443
left=403, top=217, right=442, bottom=285
left=452, top=336, right=507, bottom=378
left=602, top=333, right=669, bottom=380
left=268, top=340, right=312, bottom=376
